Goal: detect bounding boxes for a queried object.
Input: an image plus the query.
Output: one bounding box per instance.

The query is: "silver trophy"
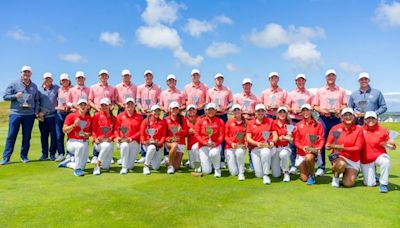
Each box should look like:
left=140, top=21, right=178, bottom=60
left=191, top=96, right=199, bottom=105
left=214, top=98, right=220, bottom=109
left=262, top=131, right=270, bottom=147
left=297, top=99, right=305, bottom=108
left=332, top=130, right=341, bottom=145
left=328, top=98, right=337, bottom=113
left=144, top=99, right=151, bottom=109
left=119, top=126, right=129, bottom=142
left=100, top=126, right=110, bottom=142
left=170, top=126, right=180, bottom=142
left=21, top=93, right=31, bottom=108
left=269, top=95, right=277, bottom=108
left=123, top=94, right=132, bottom=100
left=206, top=126, right=213, bottom=145
left=385, top=130, right=399, bottom=150
left=309, top=134, right=318, bottom=154
left=358, top=100, right=368, bottom=113
left=243, top=100, right=251, bottom=111
left=77, top=120, right=87, bottom=136
left=58, top=97, right=66, bottom=107
left=147, top=128, right=157, bottom=144
left=284, top=125, right=295, bottom=141
left=38, top=107, right=51, bottom=122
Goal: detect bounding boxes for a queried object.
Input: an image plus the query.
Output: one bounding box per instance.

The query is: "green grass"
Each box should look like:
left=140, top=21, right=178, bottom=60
left=0, top=103, right=399, bottom=227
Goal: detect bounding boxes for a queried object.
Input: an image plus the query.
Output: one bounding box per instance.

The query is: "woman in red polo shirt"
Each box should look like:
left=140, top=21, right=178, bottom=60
left=114, top=98, right=143, bottom=175
left=292, top=104, right=324, bottom=185
left=246, top=104, right=277, bottom=185
left=225, top=104, right=247, bottom=181
left=165, top=102, right=188, bottom=174
left=361, top=111, right=396, bottom=193
left=326, top=108, right=364, bottom=188
left=186, top=104, right=200, bottom=171
left=140, top=104, right=167, bottom=175
left=194, top=103, right=225, bottom=177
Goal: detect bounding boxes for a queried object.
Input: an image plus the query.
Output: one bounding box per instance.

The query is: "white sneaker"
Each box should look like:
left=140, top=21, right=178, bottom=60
left=90, top=156, right=98, bottom=164
left=184, top=160, right=190, bottom=167
left=55, top=154, right=64, bottom=162
left=136, top=157, right=145, bottom=163
left=238, top=174, right=245, bottom=181
left=195, top=167, right=202, bottom=173
left=143, top=166, right=150, bottom=175
left=167, top=165, right=175, bottom=174
left=283, top=173, right=290, bottom=182
left=110, top=158, right=114, bottom=164
left=214, top=169, right=221, bottom=178
left=117, top=159, right=122, bottom=165
left=93, top=167, right=101, bottom=175
left=332, top=177, right=340, bottom=187
left=220, top=162, right=226, bottom=169
left=316, top=168, right=324, bottom=177
left=120, top=168, right=128, bottom=175
left=161, top=156, right=169, bottom=165
left=289, top=166, right=297, bottom=175
left=263, top=175, right=271, bottom=185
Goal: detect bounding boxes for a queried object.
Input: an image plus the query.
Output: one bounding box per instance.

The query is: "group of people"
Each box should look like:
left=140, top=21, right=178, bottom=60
left=1, top=65, right=396, bottom=193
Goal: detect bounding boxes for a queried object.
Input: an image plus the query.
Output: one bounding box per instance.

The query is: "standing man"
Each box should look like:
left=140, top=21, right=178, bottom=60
left=2, top=66, right=39, bottom=164
left=68, top=71, right=90, bottom=111
left=260, top=72, right=288, bottom=119
left=136, top=70, right=162, bottom=163
left=183, top=69, right=208, bottom=116
left=206, top=73, right=233, bottom=168
left=233, top=78, right=259, bottom=120
left=348, top=72, right=387, bottom=125
left=115, top=69, right=137, bottom=114
left=313, top=69, right=347, bottom=176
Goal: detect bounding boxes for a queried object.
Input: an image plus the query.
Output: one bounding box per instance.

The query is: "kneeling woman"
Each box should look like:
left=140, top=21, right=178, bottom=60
left=293, top=104, right=324, bottom=185
left=194, top=103, right=225, bottom=177
left=60, top=98, right=91, bottom=176
left=114, top=98, right=143, bottom=174
left=140, top=105, right=167, bottom=175
left=246, top=104, right=277, bottom=185
left=165, top=101, right=188, bottom=174
left=225, top=104, right=247, bottom=181
left=186, top=104, right=200, bottom=171
left=361, top=111, right=395, bottom=193
left=326, top=108, right=364, bottom=188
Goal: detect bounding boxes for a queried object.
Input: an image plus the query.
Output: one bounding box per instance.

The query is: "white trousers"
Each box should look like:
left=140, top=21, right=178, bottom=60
left=199, top=145, right=222, bottom=174
left=362, top=154, right=391, bottom=186
left=251, top=147, right=274, bottom=178
left=188, top=143, right=200, bottom=168
left=66, top=139, right=89, bottom=170
left=117, top=141, right=140, bottom=169
left=94, top=142, right=114, bottom=169
left=271, top=146, right=290, bottom=177
left=225, top=148, right=245, bottom=176
left=144, top=145, right=163, bottom=170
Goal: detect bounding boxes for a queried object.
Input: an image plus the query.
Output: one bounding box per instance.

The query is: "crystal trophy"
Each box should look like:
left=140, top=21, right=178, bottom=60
left=358, top=100, right=368, bottom=113
left=192, top=96, right=199, bottom=105
left=297, top=99, right=305, bottom=108
left=100, top=126, right=110, bottom=142
left=58, top=97, right=66, bottom=108
left=144, top=99, right=151, bottom=109
left=147, top=128, right=157, bottom=144
left=21, top=93, right=31, bottom=108
left=170, top=126, right=180, bottom=142
left=243, top=100, right=251, bottom=111
left=262, top=131, right=270, bottom=147
left=309, top=134, right=318, bottom=154
left=270, top=95, right=277, bottom=109
left=77, top=120, right=87, bottom=136
left=328, top=98, right=337, bottom=114
left=385, top=130, right=399, bottom=150
left=206, top=126, right=214, bottom=145
left=284, top=125, right=295, bottom=141
left=332, top=130, right=341, bottom=145
left=38, top=107, right=51, bottom=122
left=119, top=126, right=129, bottom=142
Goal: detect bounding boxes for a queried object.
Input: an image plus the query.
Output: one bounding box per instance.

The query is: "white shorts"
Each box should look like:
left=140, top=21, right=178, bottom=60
left=340, top=156, right=360, bottom=171
left=295, top=155, right=305, bottom=167
left=165, top=143, right=185, bottom=153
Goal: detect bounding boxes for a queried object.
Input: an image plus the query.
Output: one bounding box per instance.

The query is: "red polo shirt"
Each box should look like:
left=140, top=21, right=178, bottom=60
left=140, top=116, right=167, bottom=147
left=114, top=111, right=143, bottom=143
left=361, top=124, right=389, bottom=164
left=165, top=115, right=189, bottom=145
left=225, top=118, right=247, bottom=149
left=64, top=112, right=92, bottom=140
left=194, top=116, right=225, bottom=148
left=186, top=116, right=198, bottom=150
left=91, top=111, right=116, bottom=141
left=272, top=120, right=290, bottom=147
left=246, top=117, right=274, bottom=149
left=293, top=119, right=325, bottom=156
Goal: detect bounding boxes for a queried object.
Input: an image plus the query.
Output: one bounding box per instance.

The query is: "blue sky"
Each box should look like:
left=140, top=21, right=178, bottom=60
left=1, top=0, right=400, bottom=110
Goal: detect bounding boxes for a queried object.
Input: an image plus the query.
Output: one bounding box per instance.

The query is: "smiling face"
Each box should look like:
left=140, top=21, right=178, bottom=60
left=76, top=76, right=85, bottom=86
left=60, top=79, right=70, bottom=87
left=125, top=101, right=135, bottom=113
left=170, top=106, right=179, bottom=116
left=43, top=77, right=53, bottom=87
left=255, top=109, right=265, bottom=120
left=341, top=112, right=355, bottom=125
left=145, top=73, right=153, bottom=85
left=188, top=108, right=197, bottom=117
left=21, top=70, right=32, bottom=81
left=295, top=78, right=306, bottom=89
left=326, top=73, right=336, bottom=85
left=78, top=102, right=88, bottom=113
left=192, top=73, right=200, bottom=83
left=242, top=83, right=252, bottom=93
left=358, top=77, right=369, bottom=88
left=167, top=78, right=176, bottom=89
left=206, top=108, right=216, bottom=118
left=123, top=74, right=131, bottom=84
left=233, top=108, right=242, bottom=119
left=269, top=75, right=279, bottom=87
left=301, top=108, right=311, bottom=119
left=365, top=116, right=378, bottom=127
left=215, top=77, right=224, bottom=87
left=99, top=73, right=109, bottom=84
left=277, top=110, right=288, bottom=121
left=152, top=108, right=161, bottom=118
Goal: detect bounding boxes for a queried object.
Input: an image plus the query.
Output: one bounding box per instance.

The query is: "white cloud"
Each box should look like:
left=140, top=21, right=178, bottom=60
left=173, top=47, right=203, bottom=66
left=136, top=24, right=181, bottom=49
left=283, top=42, right=321, bottom=68
left=56, top=34, right=66, bottom=43
left=60, top=53, right=87, bottom=64
left=338, top=62, right=363, bottom=75
left=6, top=27, right=31, bottom=42
left=226, top=63, right=236, bottom=72
left=247, top=23, right=289, bottom=48
left=183, top=19, right=214, bottom=38
left=213, top=15, right=234, bottom=25
left=206, top=42, right=239, bottom=58
left=142, top=0, right=184, bottom=25
left=99, top=32, right=124, bottom=47
left=373, top=1, right=400, bottom=28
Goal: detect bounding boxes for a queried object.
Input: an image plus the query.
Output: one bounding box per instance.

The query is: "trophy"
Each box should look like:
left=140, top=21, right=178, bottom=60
left=123, top=94, right=132, bottom=100
left=269, top=95, right=277, bottom=109
left=312, top=110, right=320, bottom=121
left=308, top=134, right=318, bottom=154
left=332, top=130, right=341, bottom=145
left=297, top=99, right=305, bottom=108
left=358, top=100, right=368, bottom=113
left=243, top=100, right=251, bottom=111
left=170, top=126, right=180, bottom=142
left=21, top=93, right=31, bottom=108
left=100, top=126, right=110, bottom=142
left=262, top=131, right=270, bottom=147
left=119, top=126, right=129, bottom=142
left=284, top=125, right=295, bottom=141
left=144, top=99, right=151, bottom=109
left=236, top=132, right=244, bottom=148
left=77, top=120, right=87, bottom=136
left=328, top=98, right=337, bottom=114
left=214, top=98, right=220, bottom=109
left=37, top=107, right=51, bottom=122
left=147, top=128, right=157, bottom=144
left=58, top=97, right=66, bottom=108
left=385, top=130, right=399, bottom=150
left=191, top=96, right=199, bottom=105
left=206, top=126, right=213, bottom=145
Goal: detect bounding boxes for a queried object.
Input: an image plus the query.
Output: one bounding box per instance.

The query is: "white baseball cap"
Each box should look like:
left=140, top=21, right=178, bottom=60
left=124, top=97, right=135, bottom=104
left=98, top=69, right=109, bottom=76
left=295, top=74, right=306, bottom=80
left=325, top=69, right=336, bottom=76
left=365, top=111, right=377, bottom=119
left=191, top=69, right=200, bottom=75
left=255, top=104, right=266, bottom=111
left=268, top=72, right=279, bottom=78
left=60, top=73, right=70, bottom=81
left=205, top=103, right=217, bottom=110
left=122, top=69, right=131, bottom=76
left=242, top=78, right=252, bottom=85
left=186, top=104, right=196, bottom=111
left=21, top=65, right=32, bottom=72
left=75, top=71, right=85, bottom=78
left=300, top=104, right=312, bottom=110
left=231, top=104, right=242, bottom=111
left=358, top=72, right=370, bottom=80
left=42, top=72, right=52, bottom=79
left=277, top=106, right=288, bottom=113
left=100, top=97, right=111, bottom=105
left=144, top=70, right=153, bottom=76
left=169, top=101, right=180, bottom=109
left=77, top=98, right=88, bottom=105
left=214, top=73, right=224, bottom=79
left=341, top=107, right=354, bottom=116
left=167, top=74, right=176, bottom=80
left=150, top=104, right=161, bottom=111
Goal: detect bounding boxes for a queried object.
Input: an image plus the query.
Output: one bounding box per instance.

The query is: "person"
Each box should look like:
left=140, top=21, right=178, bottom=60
left=348, top=72, right=387, bottom=125
left=114, top=97, right=143, bottom=174
left=140, top=104, right=166, bottom=175
left=58, top=98, right=91, bottom=176
left=361, top=111, right=396, bottom=193
left=68, top=71, right=90, bottom=111
left=183, top=69, right=208, bottom=116
left=194, top=103, right=225, bottom=177
left=246, top=104, right=278, bottom=185
left=136, top=70, right=162, bottom=163
left=292, top=104, right=325, bottom=185
left=325, top=108, right=364, bottom=188
left=165, top=102, right=188, bottom=174
left=260, top=72, right=288, bottom=119
left=55, top=73, right=73, bottom=162
left=88, top=69, right=115, bottom=163
left=286, top=74, right=314, bottom=174
left=271, top=106, right=292, bottom=182
left=115, top=69, right=137, bottom=114
left=37, top=72, right=59, bottom=161
left=91, top=98, right=116, bottom=175
left=233, top=78, right=259, bottom=120
left=313, top=69, right=347, bottom=177
left=2, top=66, right=39, bottom=164
left=206, top=73, right=233, bottom=169
left=224, top=104, right=247, bottom=181
left=185, top=104, right=200, bottom=171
